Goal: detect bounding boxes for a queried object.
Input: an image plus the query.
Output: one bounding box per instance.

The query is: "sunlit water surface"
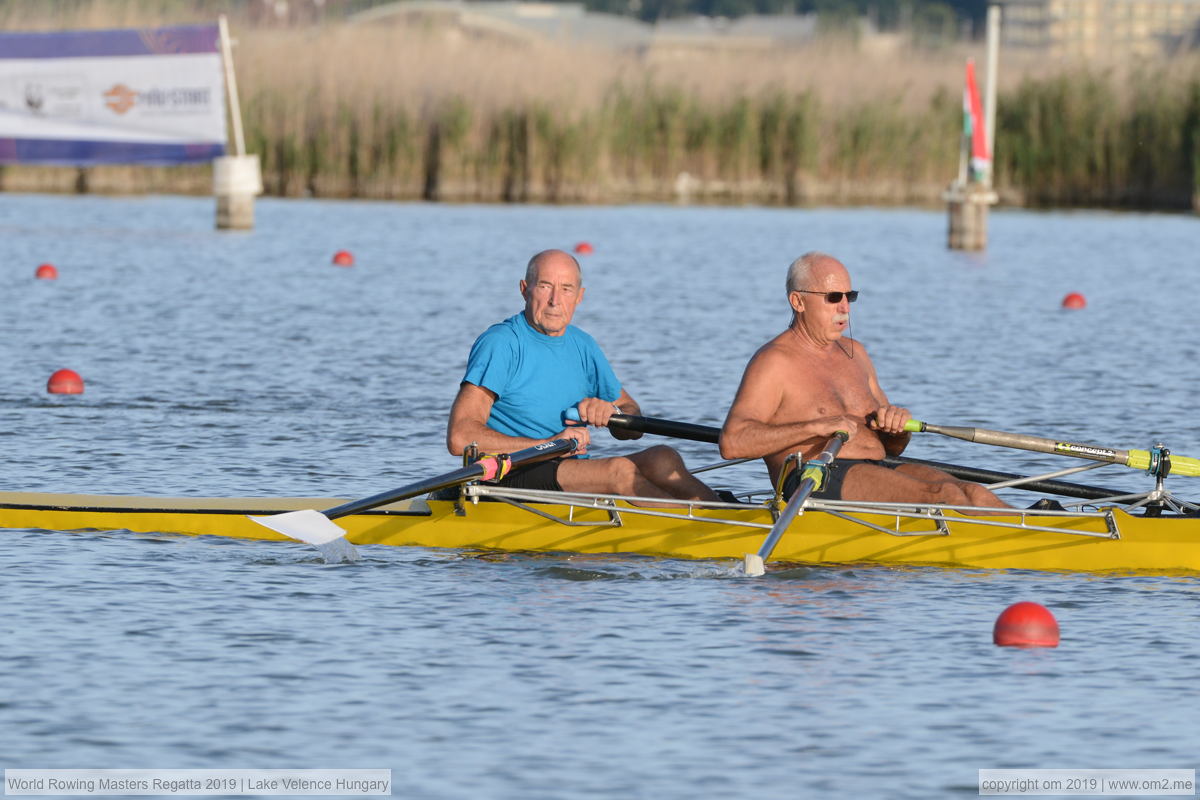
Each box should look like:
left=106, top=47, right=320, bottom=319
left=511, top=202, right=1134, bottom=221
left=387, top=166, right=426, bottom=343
left=2, top=195, right=1198, bottom=798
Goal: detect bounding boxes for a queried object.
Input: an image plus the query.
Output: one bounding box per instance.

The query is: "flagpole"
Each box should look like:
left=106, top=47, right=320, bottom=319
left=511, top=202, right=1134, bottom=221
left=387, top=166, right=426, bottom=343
left=984, top=3, right=1001, bottom=190
left=957, top=61, right=969, bottom=186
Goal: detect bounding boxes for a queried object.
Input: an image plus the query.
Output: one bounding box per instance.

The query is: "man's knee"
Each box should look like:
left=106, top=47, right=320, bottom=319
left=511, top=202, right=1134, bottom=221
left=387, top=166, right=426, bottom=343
left=633, top=445, right=686, bottom=473
left=606, top=455, right=642, bottom=493
left=923, top=481, right=970, bottom=505
left=962, top=482, right=1005, bottom=507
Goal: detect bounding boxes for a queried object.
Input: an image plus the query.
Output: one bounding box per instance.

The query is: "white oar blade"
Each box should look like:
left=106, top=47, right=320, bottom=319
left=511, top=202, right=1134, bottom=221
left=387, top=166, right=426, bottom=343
left=743, top=553, right=765, bottom=577
left=250, top=509, right=349, bottom=545
left=249, top=510, right=361, bottom=563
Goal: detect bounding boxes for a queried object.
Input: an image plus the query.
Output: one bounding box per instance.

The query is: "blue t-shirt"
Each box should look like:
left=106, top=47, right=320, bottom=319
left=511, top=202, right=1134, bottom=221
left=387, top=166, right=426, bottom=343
left=462, top=312, right=622, bottom=441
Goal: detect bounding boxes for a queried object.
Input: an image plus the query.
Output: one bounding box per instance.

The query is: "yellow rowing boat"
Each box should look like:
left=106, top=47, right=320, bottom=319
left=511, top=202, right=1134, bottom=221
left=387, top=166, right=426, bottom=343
left=3, top=484, right=1197, bottom=573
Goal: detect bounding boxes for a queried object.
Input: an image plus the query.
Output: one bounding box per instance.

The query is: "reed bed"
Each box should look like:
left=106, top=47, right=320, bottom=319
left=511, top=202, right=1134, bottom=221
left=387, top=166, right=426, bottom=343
left=2, top=6, right=1198, bottom=208
left=228, top=24, right=1002, bottom=205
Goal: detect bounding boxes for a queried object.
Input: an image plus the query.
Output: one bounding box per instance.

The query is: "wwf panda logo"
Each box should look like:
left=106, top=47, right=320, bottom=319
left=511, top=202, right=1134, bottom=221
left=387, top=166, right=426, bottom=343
left=25, top=83, right=44, bottom=112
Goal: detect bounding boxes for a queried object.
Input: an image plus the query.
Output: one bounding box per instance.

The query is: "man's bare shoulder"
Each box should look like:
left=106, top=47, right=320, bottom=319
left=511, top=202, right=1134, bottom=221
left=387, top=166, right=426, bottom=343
left=742, top=331, right=797, bottom=371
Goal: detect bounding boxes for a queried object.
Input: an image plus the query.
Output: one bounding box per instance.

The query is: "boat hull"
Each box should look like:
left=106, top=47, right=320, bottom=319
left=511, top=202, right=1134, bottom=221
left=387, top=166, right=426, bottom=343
left=3, top=490, right=1198, bottom=573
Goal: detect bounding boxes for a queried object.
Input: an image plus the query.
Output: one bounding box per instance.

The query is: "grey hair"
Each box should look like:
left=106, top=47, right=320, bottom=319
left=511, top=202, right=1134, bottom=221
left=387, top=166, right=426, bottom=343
left=786, top=251, right=836, bottom=294
left=525, top=249, right=583, bottom=285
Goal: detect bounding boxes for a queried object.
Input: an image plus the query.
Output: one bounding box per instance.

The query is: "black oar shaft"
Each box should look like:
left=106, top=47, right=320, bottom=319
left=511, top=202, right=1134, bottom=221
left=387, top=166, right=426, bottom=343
left=607, top=412, right=1144, bottom=501
left=321, top=438, right=576, bottom=520
left=883, top=456, right=1131, bottom=501
left=607, top=414, right=720, bottom=444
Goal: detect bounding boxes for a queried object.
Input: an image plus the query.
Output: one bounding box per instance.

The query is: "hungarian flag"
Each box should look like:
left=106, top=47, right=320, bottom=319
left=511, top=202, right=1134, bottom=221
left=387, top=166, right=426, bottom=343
left=963, top=58, right=990, bottom=183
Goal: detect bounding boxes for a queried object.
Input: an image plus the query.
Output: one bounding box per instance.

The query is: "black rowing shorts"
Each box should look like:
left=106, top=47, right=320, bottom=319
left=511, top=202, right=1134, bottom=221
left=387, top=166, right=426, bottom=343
left=782, top=458, right=900, bottom=501
left=494, top=458, right=564, bottom=492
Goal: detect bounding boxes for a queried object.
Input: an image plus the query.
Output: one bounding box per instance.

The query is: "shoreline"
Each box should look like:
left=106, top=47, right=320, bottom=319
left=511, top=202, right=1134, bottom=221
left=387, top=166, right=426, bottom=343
left=4, top=165, right=1197, bottom=213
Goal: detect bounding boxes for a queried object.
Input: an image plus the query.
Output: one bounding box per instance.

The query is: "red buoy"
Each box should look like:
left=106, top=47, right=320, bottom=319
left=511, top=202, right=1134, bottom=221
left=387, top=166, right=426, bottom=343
left=47, top=368, right=85, bottom=395
left=332, top=250, right=354, bottom=267
left=993, top=602, right=1059, bottom=648
left=573, top=242, right=594, bottom=255
left=1061, top=292, right=1086, bottom=310
left=35, top=263, right=58, bottom=280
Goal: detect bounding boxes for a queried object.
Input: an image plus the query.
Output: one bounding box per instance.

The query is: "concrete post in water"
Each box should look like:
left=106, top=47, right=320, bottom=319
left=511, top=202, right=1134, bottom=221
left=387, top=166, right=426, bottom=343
left=946, top=183, right=993, bottom=250
left=214, top=15, right=260, bottom=230
left=214, top=155, right=262, bottom=229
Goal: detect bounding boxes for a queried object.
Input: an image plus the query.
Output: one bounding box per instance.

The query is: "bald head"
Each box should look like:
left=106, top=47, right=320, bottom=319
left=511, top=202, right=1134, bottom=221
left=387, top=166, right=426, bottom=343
left=521, top=249, right=586, bottom=336
left=526, top=249, right=582, bottom=286
left=786, top=251, right=845, bottom=295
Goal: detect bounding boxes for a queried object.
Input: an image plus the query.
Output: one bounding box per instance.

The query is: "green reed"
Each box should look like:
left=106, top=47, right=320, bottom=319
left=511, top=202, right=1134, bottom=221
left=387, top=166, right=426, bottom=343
left=237, top=70, right=1193, bottom=208
left=995, top=67, right=1200, bottom=209
left=237, top=83, right=968, bottom=205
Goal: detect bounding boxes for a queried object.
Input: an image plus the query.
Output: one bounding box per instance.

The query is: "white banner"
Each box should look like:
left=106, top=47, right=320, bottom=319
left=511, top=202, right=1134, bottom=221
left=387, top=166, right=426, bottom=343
left=0, top=24, right=227, bottom=165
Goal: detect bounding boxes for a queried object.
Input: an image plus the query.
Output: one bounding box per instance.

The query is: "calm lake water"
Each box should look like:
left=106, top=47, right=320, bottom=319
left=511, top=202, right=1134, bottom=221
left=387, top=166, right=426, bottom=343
left=1, top=194, right=1198, bottom=799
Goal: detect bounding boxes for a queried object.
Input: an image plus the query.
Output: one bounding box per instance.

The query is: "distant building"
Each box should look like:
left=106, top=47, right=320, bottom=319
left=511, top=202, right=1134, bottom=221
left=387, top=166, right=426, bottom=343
left=998, top=0, right=1200, bottom=58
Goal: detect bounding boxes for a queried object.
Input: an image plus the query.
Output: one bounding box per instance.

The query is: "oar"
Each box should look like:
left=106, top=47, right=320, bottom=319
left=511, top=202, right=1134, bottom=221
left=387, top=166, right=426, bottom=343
left=905, top=420, right=1200, bottom=477
left=250, top=438, right=578, bottom=547
left=564, top=408, right=720, bottom=444
left=881, top=456, right=1134, bottom=502
left=588, top=411, right=1137, bottom=499
left=744, top=432, right=849, bottom=577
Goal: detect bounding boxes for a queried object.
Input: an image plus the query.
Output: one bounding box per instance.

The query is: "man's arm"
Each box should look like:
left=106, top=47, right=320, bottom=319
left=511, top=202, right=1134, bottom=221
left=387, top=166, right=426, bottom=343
left=719, top=349, right=860, bottom=459
left=447, top=382, right=591, bottom=455
left=860, top=349, right=912, bottom=457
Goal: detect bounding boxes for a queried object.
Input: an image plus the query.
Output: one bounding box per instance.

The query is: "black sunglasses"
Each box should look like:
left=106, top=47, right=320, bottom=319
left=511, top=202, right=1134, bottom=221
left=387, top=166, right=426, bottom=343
left=795, top=289, right=859, bottom=304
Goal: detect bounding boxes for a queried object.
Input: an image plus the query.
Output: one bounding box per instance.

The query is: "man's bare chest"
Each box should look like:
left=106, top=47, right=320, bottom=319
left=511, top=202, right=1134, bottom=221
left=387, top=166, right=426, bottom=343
left=778, top=357, right=876, bottom=417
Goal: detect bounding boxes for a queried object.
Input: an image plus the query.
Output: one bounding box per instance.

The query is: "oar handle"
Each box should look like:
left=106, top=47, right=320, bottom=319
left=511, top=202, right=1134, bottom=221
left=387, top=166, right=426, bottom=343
left=564, top=407, right=721, bottom=444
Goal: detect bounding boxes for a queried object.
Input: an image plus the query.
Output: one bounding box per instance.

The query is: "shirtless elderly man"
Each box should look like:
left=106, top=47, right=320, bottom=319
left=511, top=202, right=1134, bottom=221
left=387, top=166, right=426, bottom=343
left=448, top=248, right=717, bottom=504
left=720, top=251, right=1009, bottom=508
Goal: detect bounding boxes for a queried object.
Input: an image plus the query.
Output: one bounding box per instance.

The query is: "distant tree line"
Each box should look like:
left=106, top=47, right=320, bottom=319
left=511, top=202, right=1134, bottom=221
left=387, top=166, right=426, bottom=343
left=0, top=0, right=991, bottom=38
left=338, top=0, right=987, bottom=34
left=334, top=0, right=989, bottom=31
left=582, top=0, right=985, bottom=33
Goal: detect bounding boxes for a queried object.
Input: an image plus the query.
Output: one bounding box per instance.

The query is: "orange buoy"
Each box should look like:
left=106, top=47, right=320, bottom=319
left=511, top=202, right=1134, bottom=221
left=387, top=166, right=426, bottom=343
left=332, top=250, right=354, bottom=267
left=993, top=601, right=1059, bottom=648
left=1061, top=292, right=1086, bottom=310
left=47, top=368, right=85, bottom=395
left=573, top=242, right=594, bottom=256
left=35, top=263, right=58, bottom=280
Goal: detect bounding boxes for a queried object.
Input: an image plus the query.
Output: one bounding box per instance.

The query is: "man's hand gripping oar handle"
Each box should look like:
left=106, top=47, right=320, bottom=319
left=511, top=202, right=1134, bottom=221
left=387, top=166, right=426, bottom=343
left=744, top=431, right=849, bottom=577
left=904, top=419, right=1200, bottom=478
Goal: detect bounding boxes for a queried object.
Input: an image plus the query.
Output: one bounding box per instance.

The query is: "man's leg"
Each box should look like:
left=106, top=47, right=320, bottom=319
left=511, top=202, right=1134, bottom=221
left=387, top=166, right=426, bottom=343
left=894, top=463, right=1011, bottom=508
left=557, top=446, right=717, bottom=505
left=840, top=463, right=1011, bottom=509
left=624, top=446, right=720, bottom=501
